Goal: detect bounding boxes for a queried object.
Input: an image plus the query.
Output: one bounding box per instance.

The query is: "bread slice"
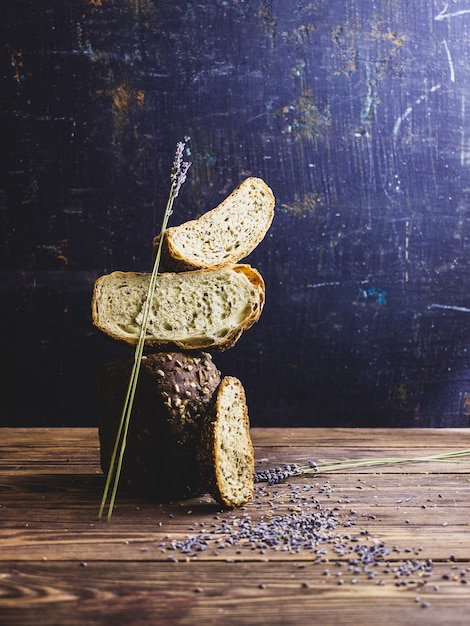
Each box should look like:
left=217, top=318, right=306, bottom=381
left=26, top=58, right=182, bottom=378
left=198, top=376, right=255, bottom=508
left=153, top=177, right=275, bottom=272
left=91, top=264, right=265, bottom=351
left=97, top=351, right=221, bottom=500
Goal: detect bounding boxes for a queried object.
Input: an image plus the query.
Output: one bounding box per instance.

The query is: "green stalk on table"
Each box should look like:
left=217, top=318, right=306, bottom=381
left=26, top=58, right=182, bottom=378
left=254, top=449, right=470, bottom=485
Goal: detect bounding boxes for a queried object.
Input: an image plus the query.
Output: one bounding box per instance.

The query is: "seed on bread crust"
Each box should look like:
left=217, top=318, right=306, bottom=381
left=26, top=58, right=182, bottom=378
left=97, top=351, right=222, bottom=500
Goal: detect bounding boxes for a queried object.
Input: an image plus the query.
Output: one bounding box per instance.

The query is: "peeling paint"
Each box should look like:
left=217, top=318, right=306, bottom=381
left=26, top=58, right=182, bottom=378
left=10, top=51, right=25, bottom=83
left=281, top=191, right=322, bottom=216
left=279, top=96, right=330, bottom=140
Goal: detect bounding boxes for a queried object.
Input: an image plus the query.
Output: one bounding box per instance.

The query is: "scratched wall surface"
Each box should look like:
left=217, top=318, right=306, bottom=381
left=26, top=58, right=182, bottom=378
left=1, top=1, right=470, bottom=427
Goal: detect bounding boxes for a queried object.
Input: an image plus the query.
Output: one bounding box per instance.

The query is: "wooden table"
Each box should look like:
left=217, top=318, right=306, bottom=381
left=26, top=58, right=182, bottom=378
left=1, top=428, right=469, bottom=625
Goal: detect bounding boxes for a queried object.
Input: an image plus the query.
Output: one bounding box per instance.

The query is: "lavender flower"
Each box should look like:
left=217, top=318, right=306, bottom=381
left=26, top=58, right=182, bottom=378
left=170, top=141, right=192, bottom=200
left=254, top=463, right=304, bottom=485
left=253, top=448, right=470, bottom=487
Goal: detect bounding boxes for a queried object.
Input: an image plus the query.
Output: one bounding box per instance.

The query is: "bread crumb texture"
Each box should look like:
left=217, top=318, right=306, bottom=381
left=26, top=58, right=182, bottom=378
left=92, top=265, right=264, bottom=350
left=212, top=376, right=254, bottom=507
left=173, top=178, right=273, bottom=264
left=153, top=177, right=275, bottom=271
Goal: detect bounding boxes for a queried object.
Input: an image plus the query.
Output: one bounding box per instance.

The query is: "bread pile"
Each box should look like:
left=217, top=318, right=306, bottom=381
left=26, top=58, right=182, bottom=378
left=93, top=177, right=275, bottom=507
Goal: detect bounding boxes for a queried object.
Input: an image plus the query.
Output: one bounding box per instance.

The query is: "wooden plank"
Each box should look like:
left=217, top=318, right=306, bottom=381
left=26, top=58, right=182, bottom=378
left=2, top=428, right=470, bottom=467
left=1, top=454, right=470, bottom=474
left=1, top=464, right=469, bottom=512
left=0, top=561, right=469, bottom=626
left=0, top=428, right=98, bottom=447
left=1, top=468, right=469, bottom=504
left=250, top=428, right=470, bottom=449
left=0, top=526, right=469, bottom=562
left=2, top=428, right=470, bottom=449
left=0, top=471, right=469, bottom=504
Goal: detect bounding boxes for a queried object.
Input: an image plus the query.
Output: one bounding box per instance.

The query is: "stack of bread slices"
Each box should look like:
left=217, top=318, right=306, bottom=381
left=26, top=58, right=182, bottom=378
left=92, top=177, right=275, bottom=507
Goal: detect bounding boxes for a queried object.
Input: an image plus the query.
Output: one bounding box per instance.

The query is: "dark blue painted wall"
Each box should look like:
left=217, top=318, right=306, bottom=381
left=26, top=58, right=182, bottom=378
left=1, top=1, right=470, bottom=427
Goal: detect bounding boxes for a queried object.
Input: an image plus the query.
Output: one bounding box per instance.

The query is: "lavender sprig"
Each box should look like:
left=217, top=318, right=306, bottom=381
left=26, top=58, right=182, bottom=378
left=254, top=449, right=470, bottom=486
left=98, top=140, right=191, bottom=521
left=170, top=141, right=192, bottom=201
left=254, top=463, right=305, bottom=485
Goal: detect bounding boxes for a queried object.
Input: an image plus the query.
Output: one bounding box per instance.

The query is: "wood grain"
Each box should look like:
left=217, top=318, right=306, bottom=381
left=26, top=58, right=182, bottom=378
left=1, top=428, right=470, bottom=624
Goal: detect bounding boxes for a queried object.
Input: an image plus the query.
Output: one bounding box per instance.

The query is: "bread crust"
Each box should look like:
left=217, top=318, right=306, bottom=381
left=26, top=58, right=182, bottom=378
left=153, top=177, right=275, bottom=272
left=91, top=264, right=265, bottom=351
left=97, top=352, right=221, bottom=500
left=198, top=376, right=255, bottom=508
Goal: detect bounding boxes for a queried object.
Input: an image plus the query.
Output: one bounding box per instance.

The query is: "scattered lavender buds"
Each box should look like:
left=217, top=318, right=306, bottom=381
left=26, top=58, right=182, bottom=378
left=156, top=457, right=470, bottom=602
left=157, top=479, right=439, bottom=598
left=154, top=478, right=468, bottom=601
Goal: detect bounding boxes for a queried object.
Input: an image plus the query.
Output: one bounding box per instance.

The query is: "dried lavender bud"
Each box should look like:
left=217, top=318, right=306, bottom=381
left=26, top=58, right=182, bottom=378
left=170, top=141, right=192, bottom=200
left=155, top=476, right=443, bottom=596
left=254, top=463, right=303, bottom=485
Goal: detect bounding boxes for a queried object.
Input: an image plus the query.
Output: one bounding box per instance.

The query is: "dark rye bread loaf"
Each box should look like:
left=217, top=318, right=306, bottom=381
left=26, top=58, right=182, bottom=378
left=97, top=351, right=221, bottom=500
left=198, top=376, right=255, bottom=508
